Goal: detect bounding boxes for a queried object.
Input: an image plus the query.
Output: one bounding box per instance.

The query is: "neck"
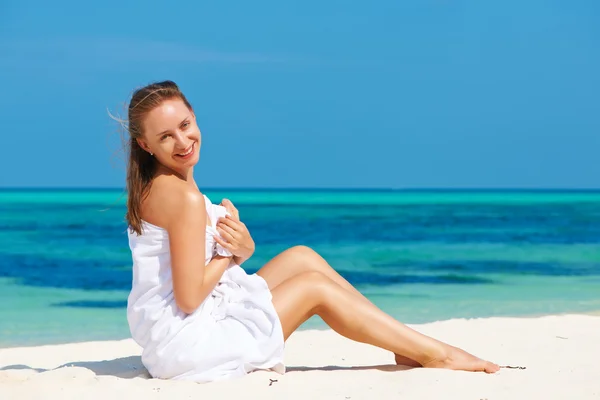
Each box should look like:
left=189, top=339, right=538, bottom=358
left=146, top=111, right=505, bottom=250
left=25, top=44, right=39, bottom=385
left=157, top=164, right=195, bottom=184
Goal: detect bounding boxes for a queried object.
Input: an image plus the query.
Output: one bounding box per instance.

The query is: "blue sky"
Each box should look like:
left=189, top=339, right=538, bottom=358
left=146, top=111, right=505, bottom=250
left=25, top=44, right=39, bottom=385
left=1, top=1, right=599, bottom=189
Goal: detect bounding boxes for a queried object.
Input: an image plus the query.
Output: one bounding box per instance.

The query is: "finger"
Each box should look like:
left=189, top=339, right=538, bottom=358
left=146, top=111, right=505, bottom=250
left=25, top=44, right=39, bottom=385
left=213, top=235, right=233, bottom=250
left=224, top=198, right=238, bottom=213
left=216, top=227, right=235, bottom=243
left=217, top=222, right=239, bottom=239
left=221, top=198, right=232, bottom=209
left=226, top=214, right=244, bottom=226
left=222, top=198, right=240, bottom=219
left=218, top=216, right=244, bottom=231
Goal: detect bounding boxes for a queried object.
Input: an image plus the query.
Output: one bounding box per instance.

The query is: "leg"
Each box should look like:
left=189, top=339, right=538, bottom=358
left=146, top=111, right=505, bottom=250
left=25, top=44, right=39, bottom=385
left=271, top=270, right=499, bottom=373
left=257, top=245, right=366, bottom=294
left=257, top=245, right=421, bottom=366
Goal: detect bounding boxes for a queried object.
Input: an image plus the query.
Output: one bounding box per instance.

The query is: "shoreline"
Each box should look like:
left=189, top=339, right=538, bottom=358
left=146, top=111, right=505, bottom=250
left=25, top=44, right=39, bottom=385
left=1, top=314, right=599, bottom=399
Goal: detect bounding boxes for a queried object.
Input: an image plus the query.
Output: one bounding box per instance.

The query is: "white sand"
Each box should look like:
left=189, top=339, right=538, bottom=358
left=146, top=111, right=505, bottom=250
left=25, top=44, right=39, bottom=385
left=1, top=314, right=599, bottom=400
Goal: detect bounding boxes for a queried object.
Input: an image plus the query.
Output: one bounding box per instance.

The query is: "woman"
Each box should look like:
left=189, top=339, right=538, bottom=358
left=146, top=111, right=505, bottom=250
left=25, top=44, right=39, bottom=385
left=123, top=80, right=499, bottom=383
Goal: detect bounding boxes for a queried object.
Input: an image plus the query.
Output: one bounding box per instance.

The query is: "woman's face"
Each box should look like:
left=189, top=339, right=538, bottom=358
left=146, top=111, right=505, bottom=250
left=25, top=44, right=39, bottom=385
left=138, top=98, right=201, bottom=170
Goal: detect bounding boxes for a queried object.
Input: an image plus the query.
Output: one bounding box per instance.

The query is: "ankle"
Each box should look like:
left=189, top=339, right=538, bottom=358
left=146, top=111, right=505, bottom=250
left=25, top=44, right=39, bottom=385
left=416, top=342, right=449, bottom=366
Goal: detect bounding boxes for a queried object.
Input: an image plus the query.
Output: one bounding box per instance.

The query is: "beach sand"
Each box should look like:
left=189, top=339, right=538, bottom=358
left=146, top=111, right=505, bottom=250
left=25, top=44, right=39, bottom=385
left=1, top=314, right=599, bottom=400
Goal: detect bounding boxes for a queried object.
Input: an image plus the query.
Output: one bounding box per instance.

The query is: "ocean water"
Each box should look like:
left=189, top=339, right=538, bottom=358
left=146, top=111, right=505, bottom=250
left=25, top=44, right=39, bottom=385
left=1, top=189, right=600, bottom=348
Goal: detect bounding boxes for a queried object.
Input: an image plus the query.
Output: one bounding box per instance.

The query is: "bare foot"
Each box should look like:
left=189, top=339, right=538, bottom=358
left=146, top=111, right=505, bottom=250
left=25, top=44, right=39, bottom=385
left=422, top=345, right=499, bottom=373
left=394, top=353, right=422, bottom=368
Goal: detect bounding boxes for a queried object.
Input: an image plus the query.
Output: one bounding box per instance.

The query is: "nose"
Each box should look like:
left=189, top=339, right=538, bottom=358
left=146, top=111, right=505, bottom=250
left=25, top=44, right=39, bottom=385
left=173, top=131, right=188, bottom=148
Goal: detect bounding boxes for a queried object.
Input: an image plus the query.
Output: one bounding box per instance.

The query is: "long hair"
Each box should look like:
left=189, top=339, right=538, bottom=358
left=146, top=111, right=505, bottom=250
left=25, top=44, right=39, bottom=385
left=122, top=80, right=193, bottom=235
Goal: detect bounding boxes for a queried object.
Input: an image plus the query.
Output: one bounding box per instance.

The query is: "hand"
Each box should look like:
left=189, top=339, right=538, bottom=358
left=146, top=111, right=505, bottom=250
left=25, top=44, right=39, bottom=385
left=214, top=199, right=255, bottom=264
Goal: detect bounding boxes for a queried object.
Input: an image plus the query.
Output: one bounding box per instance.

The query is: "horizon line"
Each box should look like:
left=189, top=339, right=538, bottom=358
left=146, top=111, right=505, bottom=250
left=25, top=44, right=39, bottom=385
left=1, top=186, right=600, bottom=192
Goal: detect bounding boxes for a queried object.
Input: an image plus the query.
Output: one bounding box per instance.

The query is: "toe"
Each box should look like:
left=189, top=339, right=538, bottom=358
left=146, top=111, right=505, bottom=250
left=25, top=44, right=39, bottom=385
left=484, top=361, right=500, bottom=373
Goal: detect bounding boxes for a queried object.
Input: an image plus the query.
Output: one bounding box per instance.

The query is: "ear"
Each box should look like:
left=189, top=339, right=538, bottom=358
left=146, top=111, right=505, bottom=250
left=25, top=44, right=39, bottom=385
left=136, top=138, right=151, bottom=154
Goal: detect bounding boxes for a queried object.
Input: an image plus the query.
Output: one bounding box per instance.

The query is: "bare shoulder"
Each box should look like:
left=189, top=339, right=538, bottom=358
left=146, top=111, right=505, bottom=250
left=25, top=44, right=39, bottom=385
left=142, top=176, right=205, bottom=229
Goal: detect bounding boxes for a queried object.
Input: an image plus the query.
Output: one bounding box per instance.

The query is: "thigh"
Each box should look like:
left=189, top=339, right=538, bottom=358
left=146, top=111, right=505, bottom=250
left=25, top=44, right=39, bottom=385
left=270, top=271, right=327, bottom=340
left=257, top=245, right=361, bottom=297
left=256, top=245, right=319, bottom=290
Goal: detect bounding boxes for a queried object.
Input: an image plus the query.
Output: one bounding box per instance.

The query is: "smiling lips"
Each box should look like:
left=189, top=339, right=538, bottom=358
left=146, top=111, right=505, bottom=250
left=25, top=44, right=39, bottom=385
left=176, top=142, right=195, bottom=159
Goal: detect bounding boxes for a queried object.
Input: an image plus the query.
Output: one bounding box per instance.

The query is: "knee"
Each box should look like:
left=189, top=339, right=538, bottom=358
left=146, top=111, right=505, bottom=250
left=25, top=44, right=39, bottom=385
left=289, top=245, right=317, bottom=256
left=288, top=245, right=321, bottom=264
left=295, top=270, right=332, bottom=298
left=280, top=246, right=328, bottom=275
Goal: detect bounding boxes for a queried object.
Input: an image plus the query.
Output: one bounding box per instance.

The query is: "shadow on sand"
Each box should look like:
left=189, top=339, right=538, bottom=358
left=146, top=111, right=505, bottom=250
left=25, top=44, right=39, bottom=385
left=0, top=356, right=150, bottom=379
left=1, top=357, right=415, bottom=379
left=286, top=364, right=414, bottom=372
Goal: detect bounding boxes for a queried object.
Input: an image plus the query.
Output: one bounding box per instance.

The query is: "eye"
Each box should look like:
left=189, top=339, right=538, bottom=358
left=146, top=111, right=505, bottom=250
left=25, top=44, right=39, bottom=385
left=181, top=121, right=190, bottom=129
left=160, top=134, right=170, bottom=141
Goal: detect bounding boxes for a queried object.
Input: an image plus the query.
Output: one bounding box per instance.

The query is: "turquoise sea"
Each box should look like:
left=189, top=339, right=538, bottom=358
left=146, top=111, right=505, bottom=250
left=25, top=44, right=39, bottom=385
left=1, top=189, right=600, bottom=348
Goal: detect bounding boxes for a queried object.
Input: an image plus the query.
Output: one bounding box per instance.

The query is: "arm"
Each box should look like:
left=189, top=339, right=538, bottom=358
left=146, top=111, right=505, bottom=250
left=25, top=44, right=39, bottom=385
left=198, top=254, right=232, bottom=296
left=167, top=190, right=230, bottom=314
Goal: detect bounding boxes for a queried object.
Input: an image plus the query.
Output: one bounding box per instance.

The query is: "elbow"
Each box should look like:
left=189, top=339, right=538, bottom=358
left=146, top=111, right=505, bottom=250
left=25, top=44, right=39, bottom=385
left=173, top=276, right=212, bottom=314
left=177, top=300, right=198, bottom=315
left=176, top=296, right=202, bottom=315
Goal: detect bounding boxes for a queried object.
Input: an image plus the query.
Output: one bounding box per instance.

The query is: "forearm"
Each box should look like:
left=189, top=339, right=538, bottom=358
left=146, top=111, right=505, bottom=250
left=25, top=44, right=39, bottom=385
left=198, top=255, right=232, bottom=297
left=183, top=256, right=231, bottom=313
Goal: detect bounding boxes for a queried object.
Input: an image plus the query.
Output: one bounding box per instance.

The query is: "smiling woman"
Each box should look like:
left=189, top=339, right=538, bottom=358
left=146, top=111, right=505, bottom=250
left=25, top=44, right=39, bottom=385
left=118, top=80, right=498, bottom=383
left=123, top=82, right=201, bottom=236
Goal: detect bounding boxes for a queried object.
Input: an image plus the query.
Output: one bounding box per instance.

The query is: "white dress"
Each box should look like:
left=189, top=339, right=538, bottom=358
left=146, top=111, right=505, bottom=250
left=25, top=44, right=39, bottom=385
left=126, top=195, right=285, bottom=383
